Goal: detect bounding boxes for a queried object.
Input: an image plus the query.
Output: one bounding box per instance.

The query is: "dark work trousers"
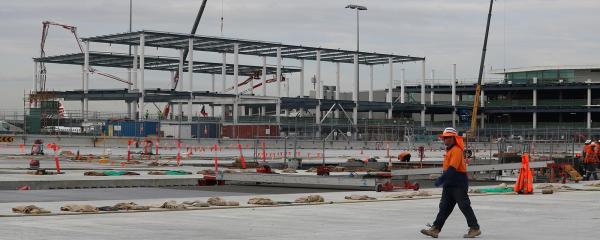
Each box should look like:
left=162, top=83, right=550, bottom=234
left=433, top=186, right=480, bottom=230
left=584, top=163, right=598, bottom=180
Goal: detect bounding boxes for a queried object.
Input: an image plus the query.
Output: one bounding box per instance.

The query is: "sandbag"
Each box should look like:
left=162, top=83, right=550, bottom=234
left=281, top=168, right=297, bottom=173
left=207, top=197, right=239, bottom=206
left=294, top=195, right=325, bottom=203
left=160, top=201, right=187, bottom=210
left=344, top=194, right=375, bottom=200
left=60, top=204, right=98, bottom=213
left=12, top=205, right=51, bottom=214
left=247, top=197, right=276, bottom=205
left=113, top=202, right=150, bottom=211
left=182, top=200, right=209, bottom=207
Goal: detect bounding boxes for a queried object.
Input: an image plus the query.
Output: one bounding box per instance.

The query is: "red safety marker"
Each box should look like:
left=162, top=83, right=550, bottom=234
left=51, top=143, right=61, bottom=174
left=155, top=136, right=159, bottom=162
left=261, top=142, right=266, bottom=162
left=237, top=143, right=246, bottom=169
left=127, top=139, right=133, bottom=161
left=214, top=143, right=219, bottom=172
left=176, top=140, right=181, bottom=166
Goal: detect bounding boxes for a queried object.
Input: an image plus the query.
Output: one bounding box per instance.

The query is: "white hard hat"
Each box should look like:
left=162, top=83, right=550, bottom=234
left=585, top=140, right=592, bottom=144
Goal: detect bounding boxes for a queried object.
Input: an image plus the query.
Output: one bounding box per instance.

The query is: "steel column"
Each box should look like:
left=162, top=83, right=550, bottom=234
left=276, top=47, right=282, bottom=123
left=139, top=33, right=145, bottom=121
left=187, top=38, right=194, bottom=122
left=233, top=43, right=240, bottom=124
left=83, top=41, right=90, bottom=121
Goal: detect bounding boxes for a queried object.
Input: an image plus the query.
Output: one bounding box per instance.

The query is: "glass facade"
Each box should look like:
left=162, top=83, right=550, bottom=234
left=505, top=69, right=575, bottom=84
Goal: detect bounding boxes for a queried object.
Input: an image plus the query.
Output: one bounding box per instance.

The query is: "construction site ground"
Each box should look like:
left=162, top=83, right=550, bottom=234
left=0, top=183, right=599, bottom=239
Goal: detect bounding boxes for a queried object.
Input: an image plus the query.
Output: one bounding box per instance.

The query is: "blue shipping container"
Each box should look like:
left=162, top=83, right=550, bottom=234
left=105, top=120, right=160, bottom=137
left=191, top=123, right=219, bottom=138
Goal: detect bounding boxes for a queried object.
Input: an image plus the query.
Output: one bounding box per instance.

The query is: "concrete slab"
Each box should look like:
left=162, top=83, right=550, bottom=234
left=0, top=189, right=598, bottom=239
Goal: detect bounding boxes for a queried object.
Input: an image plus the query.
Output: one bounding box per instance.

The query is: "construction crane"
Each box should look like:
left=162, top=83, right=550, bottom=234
left=39, top=21, right=131, bottom=91
left=467, top=0, right=494, bottom=138
left=163, top=0, right=208, bottom=118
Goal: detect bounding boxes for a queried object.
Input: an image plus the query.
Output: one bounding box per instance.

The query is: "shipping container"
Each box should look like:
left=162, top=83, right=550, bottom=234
left=161, top=123, right=192, bottom=139
left=105, top=120, right=160, bottom=137
left=221, top=125, right=279, bottom=139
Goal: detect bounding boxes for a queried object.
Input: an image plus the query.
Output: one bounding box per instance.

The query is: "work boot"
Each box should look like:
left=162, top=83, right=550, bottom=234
left=463, top=228, right=481, bottom=238
left=420, top=225, right=440, bottom=238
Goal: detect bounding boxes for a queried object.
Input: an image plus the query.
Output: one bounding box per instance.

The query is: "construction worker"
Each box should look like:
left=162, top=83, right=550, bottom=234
left=583, top=140, right=598, bottom=180
left=421, top=127, right=481, bottom=238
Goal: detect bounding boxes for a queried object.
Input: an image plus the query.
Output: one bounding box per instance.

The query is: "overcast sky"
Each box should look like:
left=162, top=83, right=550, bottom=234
left=1, top=0, right=599, bottom=112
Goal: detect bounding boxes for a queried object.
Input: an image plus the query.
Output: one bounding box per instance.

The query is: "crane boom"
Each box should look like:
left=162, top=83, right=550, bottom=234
left=468, top=0, right=494, bottom=138
left=39, top=21, right=131, bottom=91
left=172, top=0, right=208, bottom=90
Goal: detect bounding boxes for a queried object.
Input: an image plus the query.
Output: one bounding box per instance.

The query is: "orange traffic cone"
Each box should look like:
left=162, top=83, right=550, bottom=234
left=514, top=153, right=534, bottom=194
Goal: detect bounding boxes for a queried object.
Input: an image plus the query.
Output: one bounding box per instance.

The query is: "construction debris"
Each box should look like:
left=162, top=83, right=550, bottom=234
left=344, top=194, right=376, bottom=201
left=207, top=197, right=240, bottom=206
left=60, top=204, right=98, bottom=213
left=12, top=205, right=51, bottom=214
left=247, top=197, right=277, bottom=205
left=294, top=195, right=325, bottom=203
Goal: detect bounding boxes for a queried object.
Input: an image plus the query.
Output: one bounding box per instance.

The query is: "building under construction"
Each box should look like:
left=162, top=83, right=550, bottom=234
left=29, top=28, right=427, bottom=141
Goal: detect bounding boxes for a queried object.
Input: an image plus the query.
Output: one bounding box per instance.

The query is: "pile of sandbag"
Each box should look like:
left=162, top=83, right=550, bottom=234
left=12, top=205, right=51, bottom=214
left=60, top=204, right=98, bottom=213
left=247, top=197, right=276, bottom=205
left=281, top=168, right=297, bottom=173
left=344, top=194, right=376, bottom=200
left=294, top=195, right=325, bottom=203
left=207, top=197, right=240, bottom=206
left=384, top=191, right=431, bottom=199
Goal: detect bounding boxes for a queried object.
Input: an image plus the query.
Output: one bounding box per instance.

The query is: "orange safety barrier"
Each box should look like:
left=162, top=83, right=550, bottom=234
left=514, top=153, right=533, bottom=194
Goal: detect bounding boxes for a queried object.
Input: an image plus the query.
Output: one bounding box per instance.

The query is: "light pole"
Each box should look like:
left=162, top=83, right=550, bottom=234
left=346, top=4, right=367, bottom=140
